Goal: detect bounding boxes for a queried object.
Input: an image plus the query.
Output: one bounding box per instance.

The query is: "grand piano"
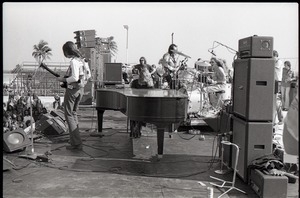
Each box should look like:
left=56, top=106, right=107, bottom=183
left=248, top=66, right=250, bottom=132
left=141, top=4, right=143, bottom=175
left=96, top=87, right=188, bottom=158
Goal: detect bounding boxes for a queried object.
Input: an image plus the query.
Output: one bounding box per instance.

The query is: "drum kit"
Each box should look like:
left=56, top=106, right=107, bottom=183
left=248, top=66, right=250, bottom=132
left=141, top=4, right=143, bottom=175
left=171, top=51, right=218, bottom=117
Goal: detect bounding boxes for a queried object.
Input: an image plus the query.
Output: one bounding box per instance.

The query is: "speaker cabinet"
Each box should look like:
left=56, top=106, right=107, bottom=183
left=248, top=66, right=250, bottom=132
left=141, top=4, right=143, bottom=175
left=104, top=63, right=122, bottom=84
left=231, top=116, right=273, bottom=183
left=233, top=58, right=275, bottom=121
left=3, top=129, right=31, bottom=152
left=238, top=35, right=273, bottom=58
left=50, top=110, right=66, bottom=122
left=37, top=117, right=67, bottom=136
left=35, top=113, right=53, bottom=132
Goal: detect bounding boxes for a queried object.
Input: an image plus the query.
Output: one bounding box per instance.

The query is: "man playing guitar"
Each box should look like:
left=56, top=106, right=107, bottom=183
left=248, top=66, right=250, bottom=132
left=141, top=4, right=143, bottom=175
left=160, top=44, right=191, bottom=89
left=160, top=44, right=179, bottom=89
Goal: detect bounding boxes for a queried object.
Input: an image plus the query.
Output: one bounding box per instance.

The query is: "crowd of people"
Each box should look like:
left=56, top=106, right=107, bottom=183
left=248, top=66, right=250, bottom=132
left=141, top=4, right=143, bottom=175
left=3, top=91, right=62, bottom=134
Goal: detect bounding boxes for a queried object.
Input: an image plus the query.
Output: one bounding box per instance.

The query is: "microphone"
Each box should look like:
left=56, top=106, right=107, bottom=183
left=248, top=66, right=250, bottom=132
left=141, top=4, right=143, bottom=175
left=209, top=50, right=216, bottom=56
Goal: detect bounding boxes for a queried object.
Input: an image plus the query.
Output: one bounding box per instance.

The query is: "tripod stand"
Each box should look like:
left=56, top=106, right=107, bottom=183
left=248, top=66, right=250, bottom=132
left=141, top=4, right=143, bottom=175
left=210, top=141, right=246, bottom=198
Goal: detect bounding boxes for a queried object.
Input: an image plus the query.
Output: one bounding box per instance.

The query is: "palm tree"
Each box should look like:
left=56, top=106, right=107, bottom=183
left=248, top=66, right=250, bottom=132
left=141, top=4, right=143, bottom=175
left=32, top=40, right=52, bottom=64
left=107, top=36, right=118, bottom=57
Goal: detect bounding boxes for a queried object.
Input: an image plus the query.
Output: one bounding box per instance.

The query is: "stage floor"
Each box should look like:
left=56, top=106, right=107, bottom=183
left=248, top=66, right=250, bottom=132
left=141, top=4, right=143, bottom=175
left=3, top=107, right=298, bottom=198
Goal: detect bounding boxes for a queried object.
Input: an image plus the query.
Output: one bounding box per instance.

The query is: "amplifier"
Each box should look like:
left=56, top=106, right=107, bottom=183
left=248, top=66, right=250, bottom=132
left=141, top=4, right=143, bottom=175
left=104, top=63, right=122, bottom=84
left=249, top=169, right=287, bottom=198
left=238, top=35, right=273, bottom=58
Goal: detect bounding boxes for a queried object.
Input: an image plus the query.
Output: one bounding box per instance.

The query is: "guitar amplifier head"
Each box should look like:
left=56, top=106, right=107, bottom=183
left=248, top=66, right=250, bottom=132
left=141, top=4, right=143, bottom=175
left=238, top=35, right=273, bottom=58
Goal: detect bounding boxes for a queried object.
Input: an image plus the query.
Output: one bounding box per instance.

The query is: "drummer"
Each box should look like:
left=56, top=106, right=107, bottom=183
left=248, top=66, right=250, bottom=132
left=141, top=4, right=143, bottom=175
left=202, top=57, right=227, bottom=109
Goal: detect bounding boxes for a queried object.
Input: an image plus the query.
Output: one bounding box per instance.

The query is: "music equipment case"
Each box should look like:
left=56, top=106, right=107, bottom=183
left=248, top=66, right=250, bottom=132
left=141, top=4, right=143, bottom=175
left=249, top=169, right=288, bottom=198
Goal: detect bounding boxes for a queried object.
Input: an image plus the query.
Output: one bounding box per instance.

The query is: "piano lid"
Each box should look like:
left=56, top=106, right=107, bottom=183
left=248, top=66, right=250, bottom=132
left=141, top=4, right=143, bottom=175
left=97, top=88, right=188, bottom=98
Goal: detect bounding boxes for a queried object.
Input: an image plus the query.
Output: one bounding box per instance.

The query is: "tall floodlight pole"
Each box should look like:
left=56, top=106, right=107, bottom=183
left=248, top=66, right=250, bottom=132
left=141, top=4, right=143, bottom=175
left=123, top=25, right=129, bottom=65
left=171, top=33, right=174, bottom=44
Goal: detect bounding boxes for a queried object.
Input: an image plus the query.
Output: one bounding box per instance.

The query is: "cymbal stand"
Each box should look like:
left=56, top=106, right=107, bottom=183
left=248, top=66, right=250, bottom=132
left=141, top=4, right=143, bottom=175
left=210, top=141, right=246, bottom=198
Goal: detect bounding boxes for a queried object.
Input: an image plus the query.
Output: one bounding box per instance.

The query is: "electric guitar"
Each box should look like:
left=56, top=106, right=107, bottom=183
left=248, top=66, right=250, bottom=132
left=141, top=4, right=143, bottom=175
left=40, top=63, right=67, bottom=88
left=169, top=60, right=187, bottom=79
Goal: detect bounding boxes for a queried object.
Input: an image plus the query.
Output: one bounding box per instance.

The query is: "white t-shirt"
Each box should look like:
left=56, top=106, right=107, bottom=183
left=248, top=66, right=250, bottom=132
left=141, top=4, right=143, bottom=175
left=274, top=58, right=284, bottom=81
left=66, top=57, right=83, bottom=84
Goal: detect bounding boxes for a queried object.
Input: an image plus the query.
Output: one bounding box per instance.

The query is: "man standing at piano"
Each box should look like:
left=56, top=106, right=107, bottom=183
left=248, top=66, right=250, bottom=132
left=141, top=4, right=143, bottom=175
left=160, top=44, right=179, bottom=89
left=130, top=56, right=155, bottom=88
left=130, top=57, right=155, bottom=138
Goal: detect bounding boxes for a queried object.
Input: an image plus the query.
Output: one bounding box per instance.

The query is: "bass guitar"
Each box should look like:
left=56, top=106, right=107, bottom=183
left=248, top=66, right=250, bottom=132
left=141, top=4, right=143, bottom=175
left=40, top=63, right=67, bottom=88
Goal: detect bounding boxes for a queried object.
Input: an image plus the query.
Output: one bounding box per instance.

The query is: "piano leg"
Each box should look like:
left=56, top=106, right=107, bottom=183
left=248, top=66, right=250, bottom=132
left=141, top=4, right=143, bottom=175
left=96, top=108, right=105, bottom=132
left=156, top=124, right=166, bottom=159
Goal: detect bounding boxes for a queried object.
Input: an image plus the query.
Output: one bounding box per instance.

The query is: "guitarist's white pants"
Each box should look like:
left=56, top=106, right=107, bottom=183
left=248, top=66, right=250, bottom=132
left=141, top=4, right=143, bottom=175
left=64, top=87, right=84, bottom=146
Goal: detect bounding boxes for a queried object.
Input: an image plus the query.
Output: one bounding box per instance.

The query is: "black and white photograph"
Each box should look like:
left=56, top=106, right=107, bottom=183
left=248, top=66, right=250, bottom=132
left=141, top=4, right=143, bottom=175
left=3, top=2, right=298, bottom=198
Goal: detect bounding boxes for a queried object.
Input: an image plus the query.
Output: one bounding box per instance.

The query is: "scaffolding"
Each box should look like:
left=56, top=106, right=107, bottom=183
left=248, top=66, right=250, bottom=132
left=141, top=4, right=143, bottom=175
left=9, top=62, right=69, bottom=96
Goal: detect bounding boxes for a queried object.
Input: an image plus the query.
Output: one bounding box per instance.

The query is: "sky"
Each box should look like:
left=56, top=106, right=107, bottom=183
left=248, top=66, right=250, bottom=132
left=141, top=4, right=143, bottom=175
left=3, top=2, right=299, bottom=73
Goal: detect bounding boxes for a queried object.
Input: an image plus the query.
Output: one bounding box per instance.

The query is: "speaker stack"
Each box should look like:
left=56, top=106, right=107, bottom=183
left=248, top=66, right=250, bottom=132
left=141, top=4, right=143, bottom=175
left=231, top=35, right=275, bottom=183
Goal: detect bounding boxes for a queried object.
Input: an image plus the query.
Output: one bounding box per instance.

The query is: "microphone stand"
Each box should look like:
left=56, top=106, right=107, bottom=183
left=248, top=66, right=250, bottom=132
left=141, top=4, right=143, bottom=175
left=213, top=41, right=238, bottom=54
left=20, top=61, right=43, bottom=159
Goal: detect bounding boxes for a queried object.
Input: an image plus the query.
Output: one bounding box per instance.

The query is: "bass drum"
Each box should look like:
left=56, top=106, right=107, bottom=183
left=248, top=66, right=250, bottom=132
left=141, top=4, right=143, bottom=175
left=186, top=88, right=204, bottom=114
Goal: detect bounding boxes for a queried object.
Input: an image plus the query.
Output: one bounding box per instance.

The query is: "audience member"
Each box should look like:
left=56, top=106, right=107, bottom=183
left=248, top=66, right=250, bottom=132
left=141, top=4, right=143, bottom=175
left=273, top=50, right=284, bottom=125
left=281, top=60, right=295, bottom=111
left=53, top=94, right=61, bottom=110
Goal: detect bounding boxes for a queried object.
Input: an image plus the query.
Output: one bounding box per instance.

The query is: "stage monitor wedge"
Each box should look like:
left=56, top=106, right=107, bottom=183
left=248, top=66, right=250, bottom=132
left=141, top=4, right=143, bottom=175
left=3, top=128, right=31, bottom=153
left=41, top=117, right=68, bottom=136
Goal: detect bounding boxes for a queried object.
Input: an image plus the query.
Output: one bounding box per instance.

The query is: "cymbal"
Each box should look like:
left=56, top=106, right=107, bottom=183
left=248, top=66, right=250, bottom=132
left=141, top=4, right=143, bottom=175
left=195, top=60, right=211, bottom=67
left=171, top=49, right=191, bottom=58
